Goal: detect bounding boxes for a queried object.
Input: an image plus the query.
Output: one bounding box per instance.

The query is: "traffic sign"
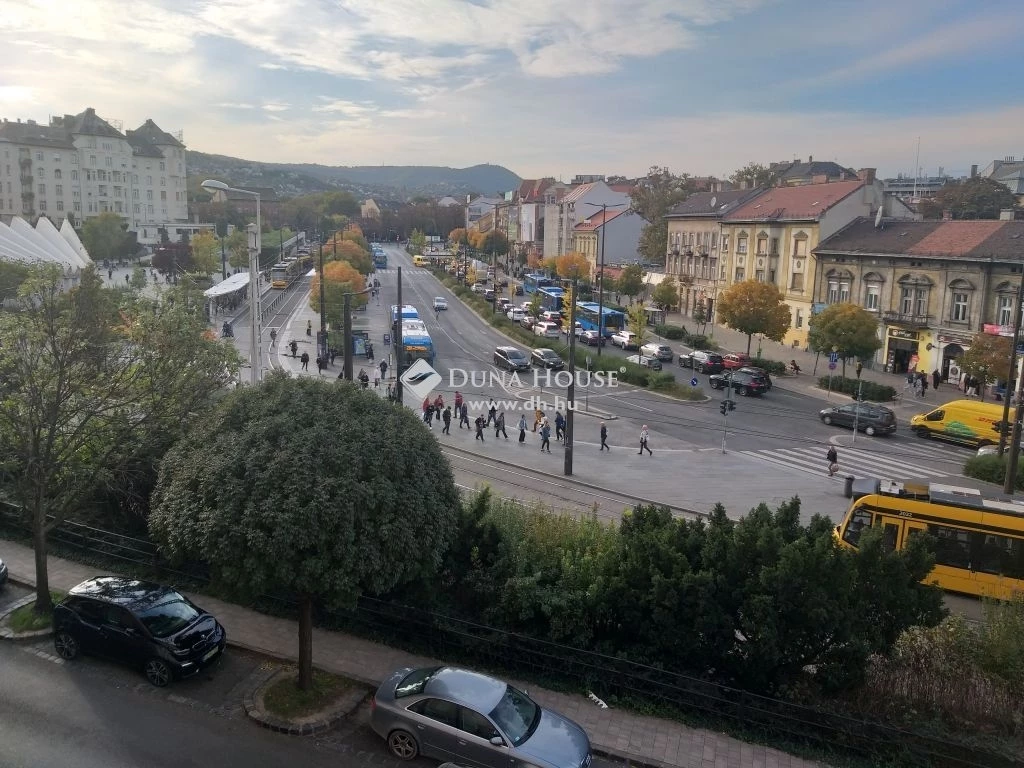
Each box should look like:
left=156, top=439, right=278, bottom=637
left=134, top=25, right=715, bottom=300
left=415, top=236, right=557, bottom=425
left=690, top=377, right=698, bottom=387
left=828, top=361, right=837, bottom=370
left=828, top=352, right=839, bottom=364
left=383, top=333, right=391, bottom=346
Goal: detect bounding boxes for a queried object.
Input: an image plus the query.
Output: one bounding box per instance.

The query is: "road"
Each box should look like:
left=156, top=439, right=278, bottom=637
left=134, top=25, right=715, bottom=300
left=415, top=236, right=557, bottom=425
left=0, top=640, right=618, bottom=768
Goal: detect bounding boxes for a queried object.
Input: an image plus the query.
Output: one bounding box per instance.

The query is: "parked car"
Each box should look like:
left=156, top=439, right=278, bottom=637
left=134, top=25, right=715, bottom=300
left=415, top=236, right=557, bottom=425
left=533, top=321, right=560, bottom=339
left=513, top=284, right=524, bottom=296
left=532, top=348, right=565, bottom=370
left=819, top=403, right=897, bottom=436
left=52, top=576, right=226, bottom=687
left=678, top=350, right=724, bottom=374
left=370, top=666, right=592, bottom=768
left=0, top=555, right=7, bottom=588
left=737, top=366, right=772, bottom=390
left=520, top=316, right=537, bottom=330
left=506, top=308, right=526, bottom=322
left=539, top=311, right=563, bottom=326
left=722, top=353, right=753, bottom=370
left=625, top=354, right=663, bottom=371
left=708, top=369, right=770, bottom=396
left=493, top=346, right=531, bottom=372
left=432, top=297, right=448, bottom=311
left=640, top=342, right=673, bottom=362
left=484, top=289, right=495, bottom=301
left=472, top=282, right=486, bottom=294
left=610, top=330, right=639, bottom=350
left=579, top=330, right=606, bottom=346
left=496, top=297, right=511, bottom=311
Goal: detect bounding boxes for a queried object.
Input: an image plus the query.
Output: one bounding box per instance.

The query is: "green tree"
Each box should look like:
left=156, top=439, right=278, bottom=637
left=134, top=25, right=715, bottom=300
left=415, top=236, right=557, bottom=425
left=716, top=280, right=792, bottom=354
left=630, top=167, right=692, bottom=265
left=691, top=300, right=707, bottom=333
left=130, top=265, right=148, bottom=291
left=960, top=332, right=1012, bottom=400
left=226, top=230, right=249, bottom=270
left=310, top=260, right=368, bottom=317
left=919, top=177, right=1018, bottom=220
left=190, top=230, right=220, bottom=275
left=0, top=266, right=239, bottom=616
left=80, top=212, right=130, bottom=263
left=728, top=161, right=778, bottom=188
left=319, top=191, right=361, bottom=218
left=408, top=229, right=427, bottom=255
left=626, top=304, right=650, bottom=349
left=616, top=264, right=645, bottom=304
left=807, top=303, right=883, bottom=377
left=149, top=376, right=459, bottom=689
left=0, top=261, right=31, bottom=301
left=528, top=292, right=542, bottom=318
left=651, top=277, right=678, bottom=311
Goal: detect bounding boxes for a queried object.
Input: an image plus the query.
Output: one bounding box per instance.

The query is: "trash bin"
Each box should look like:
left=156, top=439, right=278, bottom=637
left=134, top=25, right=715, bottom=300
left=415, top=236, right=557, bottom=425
left=844, top=475, right=855, bottom=498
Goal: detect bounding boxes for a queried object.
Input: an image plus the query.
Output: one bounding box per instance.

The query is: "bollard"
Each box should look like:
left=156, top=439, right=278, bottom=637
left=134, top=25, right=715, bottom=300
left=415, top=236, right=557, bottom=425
left=844, top=475, right=855, bottom=498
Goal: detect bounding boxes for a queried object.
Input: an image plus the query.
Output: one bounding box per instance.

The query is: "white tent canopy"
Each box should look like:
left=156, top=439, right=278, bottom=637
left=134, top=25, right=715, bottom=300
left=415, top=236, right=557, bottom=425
left=203, top=271, right=250, bottom=298
left=0, top=216, right=90, bottom=277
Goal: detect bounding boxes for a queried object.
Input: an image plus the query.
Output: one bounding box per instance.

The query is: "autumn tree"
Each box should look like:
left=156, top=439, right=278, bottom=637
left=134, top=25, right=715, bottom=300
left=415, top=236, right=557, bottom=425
left=189, top=230, right=220, bottom=275
left=555, top=252, right=590, bottom=280
left=226, top=230, right=249, bottom=270
left=716, top=280, right=792, bottom=354
left=617, top=264, right=645, bottom=304
left=919, top=177, right=1018, bottom=220
left=729, top=162, right=778, bottom=188
left=448, top=228, right=469, bottom=249
left=651, top=276, right=679, bottom=311
left=409, top=229, right=427, bottom=255
left=807, top=303, right=883, bottom=377
left=323, top=235, right=372, bottom=275
left=960, top=333, right=1012, bottom=400
left=81, top=212, right=131, bottom=263
left=629, top=166, right=693, bottom=265
left=150, top=376, right=459, bottom=690
left=310, top=260, right=367, bottom=322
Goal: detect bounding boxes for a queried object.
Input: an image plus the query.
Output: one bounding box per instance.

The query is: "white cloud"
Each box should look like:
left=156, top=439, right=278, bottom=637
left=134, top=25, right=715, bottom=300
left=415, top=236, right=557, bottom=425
left=312, top=99, right=377, bottom=116
left=216, top=102, right=256, bottom=109
left=261, top=103, right=290, bottom=112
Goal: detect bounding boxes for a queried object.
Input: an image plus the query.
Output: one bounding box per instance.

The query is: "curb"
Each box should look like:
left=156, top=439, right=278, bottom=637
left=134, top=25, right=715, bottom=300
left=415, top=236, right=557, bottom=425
left=242, top=664, right=369, bottom=736
left=0, top=593, right=54, bottom=641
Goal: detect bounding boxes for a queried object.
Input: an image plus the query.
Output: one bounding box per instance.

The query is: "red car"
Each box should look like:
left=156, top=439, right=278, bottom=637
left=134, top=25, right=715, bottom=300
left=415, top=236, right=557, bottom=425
left=722, top=353, right=752, bottom=370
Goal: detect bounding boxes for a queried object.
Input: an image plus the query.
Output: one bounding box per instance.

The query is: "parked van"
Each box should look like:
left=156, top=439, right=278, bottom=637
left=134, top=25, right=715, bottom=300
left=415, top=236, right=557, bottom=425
left=910, top=399, right=1006, bottom=447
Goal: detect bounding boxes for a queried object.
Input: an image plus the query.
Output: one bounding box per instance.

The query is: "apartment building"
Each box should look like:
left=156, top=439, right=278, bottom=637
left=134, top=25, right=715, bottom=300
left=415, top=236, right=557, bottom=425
left=572, top=207, right=644, bottom=279
left=542, top=181, right=629, bottom=260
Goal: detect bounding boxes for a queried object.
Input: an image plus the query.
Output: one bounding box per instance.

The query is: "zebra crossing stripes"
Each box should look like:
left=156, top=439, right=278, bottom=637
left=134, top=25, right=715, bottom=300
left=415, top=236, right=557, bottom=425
left=741, top=444, right=961, bottom=481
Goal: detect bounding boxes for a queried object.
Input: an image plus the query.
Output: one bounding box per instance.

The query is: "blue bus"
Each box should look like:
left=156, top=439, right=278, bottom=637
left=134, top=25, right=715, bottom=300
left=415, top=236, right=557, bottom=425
left=523, top=273, right=553, bottom=294
left=575, top=302, right=625, bottom=336
left=537, top=286, right=564, bottom=312
left=391, top=304, right=419, bottom=323
left=401, top=320, right=434, bottom=365
left=372, top=248, right=387, bottom=269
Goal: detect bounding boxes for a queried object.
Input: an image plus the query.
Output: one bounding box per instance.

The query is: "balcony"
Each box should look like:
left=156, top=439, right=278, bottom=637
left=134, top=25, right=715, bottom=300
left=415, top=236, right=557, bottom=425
left=18, top=157, right=32, bottom=169
left=882, top=311, right=933, bottom=329
left=20, top=175, right=33, bottom=186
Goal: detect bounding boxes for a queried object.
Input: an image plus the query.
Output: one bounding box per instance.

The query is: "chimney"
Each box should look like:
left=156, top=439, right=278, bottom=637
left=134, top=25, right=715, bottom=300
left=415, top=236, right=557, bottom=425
left=942, top=210, right=953, bottom=221
left=1000, top=209, right=1015, bottom=221
left=808, top=155, right=813, bottom=162
left=858, top=168, right=877, bottom=184
left=970, top=164, right=978, bottom=178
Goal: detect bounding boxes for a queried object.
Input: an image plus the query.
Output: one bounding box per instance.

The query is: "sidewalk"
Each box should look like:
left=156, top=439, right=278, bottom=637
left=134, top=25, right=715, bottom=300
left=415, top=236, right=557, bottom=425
left=0, top=539, right=824, bottom=768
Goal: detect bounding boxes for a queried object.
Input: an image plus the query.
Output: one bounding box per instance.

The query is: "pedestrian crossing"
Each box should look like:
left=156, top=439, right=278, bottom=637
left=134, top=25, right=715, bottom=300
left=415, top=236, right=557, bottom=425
left=741, top=442, right=966, bottom=482
left=372, top=268, right=437, bottom=277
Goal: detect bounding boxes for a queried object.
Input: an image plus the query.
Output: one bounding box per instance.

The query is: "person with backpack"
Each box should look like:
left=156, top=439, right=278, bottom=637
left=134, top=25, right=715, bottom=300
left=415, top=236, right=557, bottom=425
left=826, top=446, right=839, bottom=477
left=539, top=420, right=552, bottom=453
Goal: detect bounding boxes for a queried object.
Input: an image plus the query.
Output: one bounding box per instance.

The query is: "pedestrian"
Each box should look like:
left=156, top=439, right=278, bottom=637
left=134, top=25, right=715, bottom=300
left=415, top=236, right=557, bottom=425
left=495, top=411, right=508, bottom=439
left=932, top=369, right=941, bottom=391
left=300, top=351, right=310, bottom=371
left=434, top=394, right=444, bottom=412
left=358, top=369, right=369, bottom=388
left=920, top=376, right=929, bottom=397
left=269, top=329, right=277, bottom=346
left=639, top=425, right=652, bottom=455
left=315, top=356, right=324, bottom=374
left=600, top=421, right=609, bottom=451
left=555, top=410, right=565, bottom=442
left=442, top=406, right=452, bottom=434
left=460, top=402, right=470, bottom=430
left=289, top=339, right=298, bottom=358
left=374, top=376, right=380, bottom=388
left=826, top=446, right=839, bottom=477
left=454, top=390, right=463, bottom=413
left=517, top=414, right=527, bottom=444
left=125, top=274, right=130, bottom=285
left=306, top=320, right=312, bottom=337
left=426, top=403, right=435, bottom=428
left=487, top=399, right=497, bottom=427
left=108, top=268, right=113, bottom=280
left=533, top=408, right=543, bottom=432
left=474, top=415, right=486, bottom=441
left=380, top=360, right=388, bottom=380
left=330, top=349, right=336, bottom=365
left=539, top=420, right=552, bottom=453
left=422, top=396, right=431, bottom=418
left=366, top=343, right=374, bottom=362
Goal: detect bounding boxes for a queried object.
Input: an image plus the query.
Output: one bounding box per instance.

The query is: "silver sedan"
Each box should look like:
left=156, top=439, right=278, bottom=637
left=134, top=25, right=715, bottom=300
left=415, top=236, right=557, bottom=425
left=370, top=666, right=592, bottom=768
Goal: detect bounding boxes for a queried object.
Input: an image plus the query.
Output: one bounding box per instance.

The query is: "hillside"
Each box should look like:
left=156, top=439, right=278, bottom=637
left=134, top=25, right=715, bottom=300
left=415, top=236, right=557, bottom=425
left=186, top=151, right=520, bottom=200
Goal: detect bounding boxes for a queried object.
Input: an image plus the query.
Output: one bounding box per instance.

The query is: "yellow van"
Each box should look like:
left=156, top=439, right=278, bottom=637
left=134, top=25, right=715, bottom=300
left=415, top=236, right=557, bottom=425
left=909, top=399, right=1006, bottom=447
left=412, top=255, right=429, bottom=267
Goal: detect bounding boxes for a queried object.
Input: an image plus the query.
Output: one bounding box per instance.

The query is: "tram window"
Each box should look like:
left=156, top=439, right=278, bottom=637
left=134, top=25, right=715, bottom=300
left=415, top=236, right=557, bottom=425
left=881, top=522, right=899, bottom=552
left=975, top=534, right=1024, bottom=579
left=842, top=510, right=872, bottom=547
left=928, top=524, right=972, bottom=569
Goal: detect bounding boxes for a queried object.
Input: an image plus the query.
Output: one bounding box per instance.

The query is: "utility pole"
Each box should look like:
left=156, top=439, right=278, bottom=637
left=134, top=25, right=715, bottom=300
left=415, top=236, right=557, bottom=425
left=343, top=292, right=353, bottom=382
left=564, top=271, right=579, bottom=476
left=597, top=202, right=607, bottom=356
left=395, top=266, right=404, bottom=404
left=719, top=373, right=734, bottom=453
left=490, top=202, right=498, bottom=315
left=999, top=277, right=1024, bottom=456
left=318, top=237, right=327, bottom=362
left=220, top=233, right=227, bottom=280
left=851, top=363, right=864, bottom=443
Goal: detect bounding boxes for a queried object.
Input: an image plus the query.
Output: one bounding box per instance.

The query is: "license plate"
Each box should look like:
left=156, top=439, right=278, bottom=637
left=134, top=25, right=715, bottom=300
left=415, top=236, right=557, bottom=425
left=202, top=646, right=220, bottom=663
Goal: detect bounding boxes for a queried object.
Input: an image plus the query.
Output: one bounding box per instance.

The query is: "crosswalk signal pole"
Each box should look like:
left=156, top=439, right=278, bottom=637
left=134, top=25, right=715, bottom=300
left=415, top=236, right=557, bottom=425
left=852, top=363, right=864, bottom=444
left=720, top=373, right=734, bottom=453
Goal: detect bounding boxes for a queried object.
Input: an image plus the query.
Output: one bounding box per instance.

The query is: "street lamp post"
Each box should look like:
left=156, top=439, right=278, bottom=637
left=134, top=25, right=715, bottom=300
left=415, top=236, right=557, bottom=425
left=564, top=270, right=580, bottom=476
left=584, top=201, right=626, bottom=356
left=202, top=179, right=261, bottom=385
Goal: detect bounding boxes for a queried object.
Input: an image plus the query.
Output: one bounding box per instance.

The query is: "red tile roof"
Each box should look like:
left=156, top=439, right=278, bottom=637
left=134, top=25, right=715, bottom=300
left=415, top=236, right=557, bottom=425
left=724, top=180, right=864, bottom=221
left=574, top=208, right=626, bottom=231
left=815, top=217, right=1024, bottom=260
left=517, top=178, right=555, bottom=203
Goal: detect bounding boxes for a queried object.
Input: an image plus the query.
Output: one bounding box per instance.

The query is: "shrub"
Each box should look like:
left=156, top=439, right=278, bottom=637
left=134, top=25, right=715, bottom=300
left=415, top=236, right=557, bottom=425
left=654, top=323, right=687, bottom=340
left=963, top=453, right=1024, bottom=490
left=683, top=333, right=712, bottom=350
left=817, top=375, right=896, bottom=403
left=750, top=357, right=787, bottom=376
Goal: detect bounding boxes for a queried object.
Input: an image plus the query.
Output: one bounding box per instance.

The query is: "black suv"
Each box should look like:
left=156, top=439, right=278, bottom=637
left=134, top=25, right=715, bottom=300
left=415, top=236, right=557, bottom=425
left=493, top=346, right=531, bottom=372
left=709, top=369, right=770, bottom=396
left=53, top=577, right=226, bottom=687
left=678, top=350, right=724, bottom=374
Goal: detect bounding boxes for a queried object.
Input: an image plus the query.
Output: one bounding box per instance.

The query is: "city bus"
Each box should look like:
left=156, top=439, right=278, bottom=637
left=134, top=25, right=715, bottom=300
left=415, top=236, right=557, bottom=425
left=537, top=286, right=564, bottom=313
left=523, top=273, right=553, bottom=294
left=390, top=305, right=419, bottom=323
left=401, top=320, right=435, bottom=365
left=575, top=302, right=625, bottom=336
left=835, top=478, right=1024, bottom=599
left=372, top=248, right=387, bottom=269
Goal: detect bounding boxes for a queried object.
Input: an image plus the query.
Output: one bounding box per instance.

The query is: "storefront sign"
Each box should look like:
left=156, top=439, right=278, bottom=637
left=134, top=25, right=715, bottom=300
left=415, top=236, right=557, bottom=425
left=888, top=328, right=919, bottom=340
left=938, top=334, right=971, bottom=344
left=983, top=323, right=1014, bottom=337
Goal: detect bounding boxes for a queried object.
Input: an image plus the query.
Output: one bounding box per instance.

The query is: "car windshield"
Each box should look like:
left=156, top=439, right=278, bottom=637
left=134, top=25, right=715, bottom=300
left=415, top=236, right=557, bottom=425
left=509, top=351, right=527, bottom=361
left=135, top=592, right=201, bottom=638
left=488, top=685, right=540, bottom=746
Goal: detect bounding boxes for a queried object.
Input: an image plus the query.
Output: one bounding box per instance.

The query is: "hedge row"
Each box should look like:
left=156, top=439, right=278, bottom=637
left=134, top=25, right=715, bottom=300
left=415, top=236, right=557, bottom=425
left=653, top=323, right=712, bottom=350
left=963, top=453, right=1024, bottom=490
left=817, top=375, right=896, bottom=403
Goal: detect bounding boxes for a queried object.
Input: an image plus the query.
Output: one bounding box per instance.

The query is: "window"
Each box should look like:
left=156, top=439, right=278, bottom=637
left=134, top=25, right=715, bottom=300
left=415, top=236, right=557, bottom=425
left=160, top=191, right=167, bottom=201
left=53, top=153, right=61, bottom=163
left=756, top=238, right=767, bottom=255
left=37, top=167, right=45, bottom=178
left=71, top=170, right=78, bottom=181
left=35, top=151, right=43, bottom=161
left=146, top=175, right=152, bottom=185
left=721, top=235, right=729, bottom=252
left=146, top=190, right=153, bottom=201
left=770, top=237, right=779, bottom=255
left=71, top=154, right=78, bottom=164
left=951, top=292, right=968, bottom=322
left=999, top=295, right=1014, bottom=326
left=159, top=161, right=165, bottom=171
left=409, top=698, right=459, bottom=727
left=795, top=308, right=803, bottom=328
left=98, top=185, right=107, bottom=196
left=734, top=267, right=745, bottom=281
left=865, top=284, right=880, bottom=310
left=459, top=708, right=499, bottom=740
left=73, top=202, right=81, bottom=212
left=737, top=236, right=748, bottom=254
left=160, top=177, right=166, bottom=186
left=790, top=273, right=804, bottom=290
left=827, top=281, right=850, bottom=303
left=900, top=287, right=914, bottom=315
left=105, top=157, right=112, bottom=167
left=39, top=200, right=47, bottom=211
left=37, top=183, right=45, bottom=194
left=56, top=201, right=64, bottom=211
left=98, top=170, right=107, bottom=181
left=89, top=155, right=96, bottom=166
left=54, top=169, right=61, bottom=179
left=55, top=184, right=63, bottom=195
left=915, top=289, right=927, bottom=316
left=755, top=269, right=765, bottom=282
left=929, top=524, right=971, bottom=569
left=842, top=510, right=873, bottom=547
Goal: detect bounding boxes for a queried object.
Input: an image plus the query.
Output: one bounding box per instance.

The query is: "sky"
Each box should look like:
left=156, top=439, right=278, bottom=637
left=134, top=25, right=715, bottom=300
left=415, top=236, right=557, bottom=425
left=1, top=0, right=1021, bottom=182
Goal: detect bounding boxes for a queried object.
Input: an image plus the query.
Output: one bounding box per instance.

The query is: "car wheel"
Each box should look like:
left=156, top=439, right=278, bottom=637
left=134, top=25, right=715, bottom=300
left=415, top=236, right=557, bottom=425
left=822, top=415, right=833, bottom=425
left=865, top=425, right=877, bottom=436
left=144, top=658, right=173, bottom=687
left=915, top=427, right=931, bottom=439
left=740, top=386, right=751, bottom=396
left=710, top=379, right=720, bottom=390
left=54, top=631, right=79, bottom=660
left=386, top=729, right=419, bottom=761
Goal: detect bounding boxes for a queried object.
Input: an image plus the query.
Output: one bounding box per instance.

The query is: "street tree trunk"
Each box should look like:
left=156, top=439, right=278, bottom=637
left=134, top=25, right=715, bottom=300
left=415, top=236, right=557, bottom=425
left=298, top=594, right=313, bottom=690
left=32, top=511, right=52, bottom=616
left=746, top=334, right=753, bottom=355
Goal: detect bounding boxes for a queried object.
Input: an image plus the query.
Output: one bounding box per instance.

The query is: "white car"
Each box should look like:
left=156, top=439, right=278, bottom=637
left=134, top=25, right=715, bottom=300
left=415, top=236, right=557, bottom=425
left=432, top=297, right=448, bottom=311
left=640, top=342, right=673, bottom=361
left=507, top=307, right=526, bottom=322
left=611, top=330, right=638, bottom=350
left=533, top=321, right=560, bottom=338
left=471, top=283, right=486, bottom=294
